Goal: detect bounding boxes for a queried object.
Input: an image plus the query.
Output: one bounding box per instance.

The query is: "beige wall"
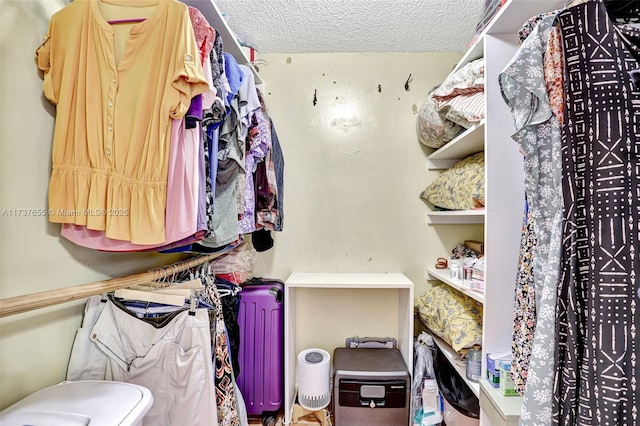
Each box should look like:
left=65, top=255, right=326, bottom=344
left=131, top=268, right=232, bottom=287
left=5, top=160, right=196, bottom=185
left=252, top=53, right=483, bottom=358
left=253, top=53, right=482, bottom=285
left=0, top=1, right=478, bottom=410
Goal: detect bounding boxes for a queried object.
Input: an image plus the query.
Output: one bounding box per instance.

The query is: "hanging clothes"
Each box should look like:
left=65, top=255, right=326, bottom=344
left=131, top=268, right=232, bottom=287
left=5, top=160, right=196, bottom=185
left=188, top=6, right=216, bottom=66
left=156, top=266, right=245, bottom=425
left=56, top=4, right=221, bottom=252
left=59, top=117, right=205, bottom=251
left=66, top=263, right=248, bottom=426
left=553, top=1, right=640, bottom=425
left=196, top=56, right=246, bottom=251
left=37, top=0, right=283, bottom=254
left=212, top=277, right=243, bottom=377
left=499, top=14, right=564, bottom=425
left=66, top=295, right=219, bottom=426
left=252, top=90, right=286, bottom=251
left=203, top=278, right=240, bottom=426
left=36, top=0, right=209, bottom=245
left=511, top=207, right=537, bottom=395
left=238, top=65, right=270, bottom=235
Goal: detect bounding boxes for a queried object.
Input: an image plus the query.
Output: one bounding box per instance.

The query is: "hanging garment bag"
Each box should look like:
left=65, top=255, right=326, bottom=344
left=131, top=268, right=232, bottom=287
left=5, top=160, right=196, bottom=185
left=236, top=278, right=284, bottom=425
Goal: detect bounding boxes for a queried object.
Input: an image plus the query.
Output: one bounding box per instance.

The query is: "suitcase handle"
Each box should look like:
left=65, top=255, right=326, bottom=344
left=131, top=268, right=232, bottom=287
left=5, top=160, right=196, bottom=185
left=242, top=278, right=284, bottom=303
left=345, top=337, right=397, bottom=349
left=269, top=287, right=283, bottom=303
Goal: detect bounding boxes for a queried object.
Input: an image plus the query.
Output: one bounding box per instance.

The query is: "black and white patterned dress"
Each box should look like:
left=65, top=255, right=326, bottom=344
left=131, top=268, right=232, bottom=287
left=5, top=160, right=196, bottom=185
left=554, top=1, right=640, bottom=425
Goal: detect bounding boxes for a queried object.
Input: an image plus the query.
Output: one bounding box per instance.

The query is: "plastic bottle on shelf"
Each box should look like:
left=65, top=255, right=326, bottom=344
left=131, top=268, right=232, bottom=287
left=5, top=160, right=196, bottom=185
left=466, top=345, right=482, bottom=383
left=449, top=262, right=462, bottom=280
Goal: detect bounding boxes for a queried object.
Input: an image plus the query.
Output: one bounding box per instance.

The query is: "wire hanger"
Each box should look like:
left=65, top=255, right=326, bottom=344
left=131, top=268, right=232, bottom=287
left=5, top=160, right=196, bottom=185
left=107, top=18, right=146, bottom=25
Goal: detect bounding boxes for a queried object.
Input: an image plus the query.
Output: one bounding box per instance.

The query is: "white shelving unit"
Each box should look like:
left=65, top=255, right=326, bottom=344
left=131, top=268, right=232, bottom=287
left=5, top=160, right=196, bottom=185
left=479, top=381, right=522, bottom=426
left=425, top=210, right=485, bottom=225
left=451, top=36, right=485, bottom=73
left=426, top=267, right=485, bottom=304
left=426, top=121, right=485, bottom=170
left=421, top=21, right=490, bottom=419
left=422, top=1, right=570, bottom=424
left=283, top=272, right=414, bottom=426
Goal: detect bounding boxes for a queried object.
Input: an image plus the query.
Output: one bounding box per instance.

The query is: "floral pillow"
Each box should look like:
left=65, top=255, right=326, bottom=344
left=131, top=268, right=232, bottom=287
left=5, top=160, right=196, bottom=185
left=417, top=284, right=483, bottom=352
left=420, top=152, right=485, bottom=210
left=416, top=89, right=464, bottom=149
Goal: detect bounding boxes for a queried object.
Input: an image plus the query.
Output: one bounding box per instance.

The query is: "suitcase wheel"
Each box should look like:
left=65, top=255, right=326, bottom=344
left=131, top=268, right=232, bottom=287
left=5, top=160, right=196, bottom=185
left=261, top=413, right=277, bottom=426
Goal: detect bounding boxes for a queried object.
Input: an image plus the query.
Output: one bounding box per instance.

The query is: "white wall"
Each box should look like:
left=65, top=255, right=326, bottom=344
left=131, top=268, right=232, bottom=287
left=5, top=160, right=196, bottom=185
left=0, top=1, right=479, bottom=409
left=253, top=53, right=481, bottom=286
left=253, top=52, right=483, bottom=361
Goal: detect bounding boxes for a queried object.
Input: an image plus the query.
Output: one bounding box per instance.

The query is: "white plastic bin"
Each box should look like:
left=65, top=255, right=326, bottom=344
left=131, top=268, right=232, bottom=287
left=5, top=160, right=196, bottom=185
left=442, top=397, right=479, bottom=426
left=0, top=380, right=153, bottom=426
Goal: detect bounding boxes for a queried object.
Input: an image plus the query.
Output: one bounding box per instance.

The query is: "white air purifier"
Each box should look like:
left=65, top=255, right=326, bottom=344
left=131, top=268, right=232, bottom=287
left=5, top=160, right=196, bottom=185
left=297, top=348, right=331, bottom=411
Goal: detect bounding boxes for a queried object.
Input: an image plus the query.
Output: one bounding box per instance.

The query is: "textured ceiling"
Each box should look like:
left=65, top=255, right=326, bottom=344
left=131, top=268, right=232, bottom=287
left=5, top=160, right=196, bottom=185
left=215, top=0, right=486, bottom=54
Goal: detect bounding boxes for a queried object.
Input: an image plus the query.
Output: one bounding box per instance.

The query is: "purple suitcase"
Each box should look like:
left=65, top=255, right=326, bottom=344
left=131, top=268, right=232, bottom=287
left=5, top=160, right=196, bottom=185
left=237, top=279, right=284, bottom=424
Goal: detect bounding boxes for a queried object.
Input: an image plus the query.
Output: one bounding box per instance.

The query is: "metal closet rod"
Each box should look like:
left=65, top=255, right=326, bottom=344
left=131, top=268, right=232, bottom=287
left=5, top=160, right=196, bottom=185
left=0, top=253, right=223, bottom=318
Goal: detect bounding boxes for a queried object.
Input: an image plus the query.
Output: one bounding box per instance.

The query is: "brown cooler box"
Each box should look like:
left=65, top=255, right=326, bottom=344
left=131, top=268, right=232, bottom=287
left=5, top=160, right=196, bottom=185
left=333, top=348, right=410, bottom=426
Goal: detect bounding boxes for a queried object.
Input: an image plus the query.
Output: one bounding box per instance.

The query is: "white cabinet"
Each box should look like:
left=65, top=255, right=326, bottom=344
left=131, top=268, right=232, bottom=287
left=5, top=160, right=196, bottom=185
left=283, top=272, right=414, bottom=425
left=423, top=0, right=568, bottom=424
left=480, top=381, right=522, bottom=426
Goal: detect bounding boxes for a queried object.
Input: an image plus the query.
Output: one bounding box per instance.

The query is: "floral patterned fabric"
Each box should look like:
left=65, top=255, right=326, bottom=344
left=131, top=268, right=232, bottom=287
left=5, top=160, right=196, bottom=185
left=419, top=152, right=485, bottom=210
left=204, top=277, right=240, bottom=426
left=416, top=58, right=485, bottom=147
left=545, top=25, right=565, bottom=125
left=499, top=15, right=563, bottom=426
left=416, top=91, right=464, bottom=148
left=188, top=6, right=215, bottom=66
left=518, top=11, right=559, bottom=43
left=417, top=284, right=483, bottom=353
left=511, top=208, right=537, bottom=394
left=431, top=58, right=485, bottom=101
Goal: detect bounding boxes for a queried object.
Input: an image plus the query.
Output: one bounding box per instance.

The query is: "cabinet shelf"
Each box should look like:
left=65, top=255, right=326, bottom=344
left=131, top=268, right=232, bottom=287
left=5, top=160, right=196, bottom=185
left=425, top=210, right=485, bottom=225
left=426, top=267, right=485, bottom=304
left=479, top=380, right=522, bottom=422
left=426, top=121, right=485, bottom=170
left=430, top=333, right=480, bottom=398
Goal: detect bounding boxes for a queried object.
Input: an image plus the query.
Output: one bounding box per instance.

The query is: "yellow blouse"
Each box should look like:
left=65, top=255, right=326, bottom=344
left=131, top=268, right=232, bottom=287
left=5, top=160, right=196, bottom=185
left=36, top=0, right=209, bottom=244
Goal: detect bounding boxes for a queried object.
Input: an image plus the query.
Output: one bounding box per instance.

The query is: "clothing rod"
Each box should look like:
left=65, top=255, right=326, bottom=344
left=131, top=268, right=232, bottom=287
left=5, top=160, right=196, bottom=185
left=0, top=253, right=223, bottom=318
